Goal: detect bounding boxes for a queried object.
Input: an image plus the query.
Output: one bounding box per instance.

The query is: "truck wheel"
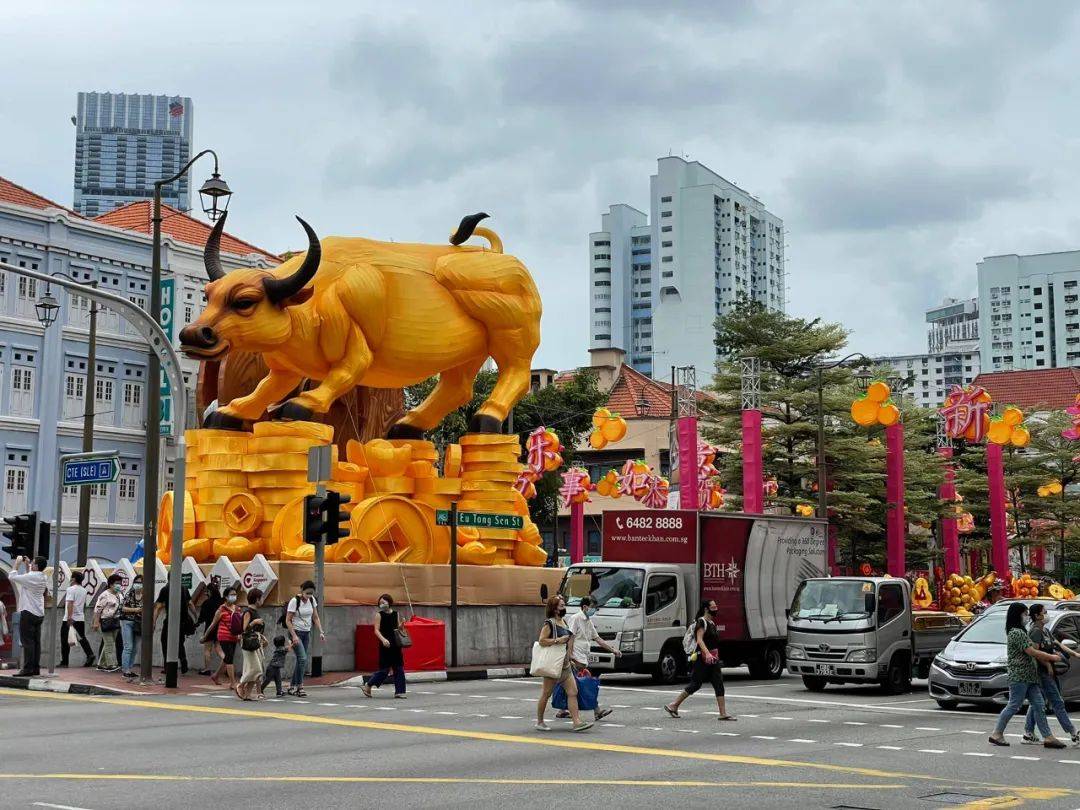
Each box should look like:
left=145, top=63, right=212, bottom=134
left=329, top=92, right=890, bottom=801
left=652, top=645, right=684, bottom=685
left=748, top=645, right=785, bottom=679
left=802, top=675, right=828, bottom=692
left=880, top=655, right=912, bottom=695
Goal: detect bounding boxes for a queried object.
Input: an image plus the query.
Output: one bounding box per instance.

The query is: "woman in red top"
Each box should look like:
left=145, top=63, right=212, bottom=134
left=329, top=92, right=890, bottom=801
left=205, top=585, right=240, bottom=690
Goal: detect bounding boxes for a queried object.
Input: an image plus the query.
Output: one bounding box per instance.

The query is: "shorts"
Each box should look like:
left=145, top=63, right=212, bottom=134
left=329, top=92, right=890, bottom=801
left=220, top=641, right=237, bottom=664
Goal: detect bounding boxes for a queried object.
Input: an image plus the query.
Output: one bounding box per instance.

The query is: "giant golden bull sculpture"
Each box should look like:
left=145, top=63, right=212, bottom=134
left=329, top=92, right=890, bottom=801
left=180, top=213, right=542, bottom=436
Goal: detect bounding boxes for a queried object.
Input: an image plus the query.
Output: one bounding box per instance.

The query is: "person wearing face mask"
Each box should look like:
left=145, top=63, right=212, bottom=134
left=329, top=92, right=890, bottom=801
left=361, top=593, right=408, bottom=699
left=535, top=596, right=592, bottom=732
left=205, top=585, right=241, bottom=691
left=119, top=575, right=144, bottom=680
left=1021, top=602, right=1080, bottom=746
left=664, top=600, right=735, bottom=722
left=92, top=574, right=124, bottom=673
left=285, top=580, right=324, bottom=698
left=555, top=596, right=619, bottom=722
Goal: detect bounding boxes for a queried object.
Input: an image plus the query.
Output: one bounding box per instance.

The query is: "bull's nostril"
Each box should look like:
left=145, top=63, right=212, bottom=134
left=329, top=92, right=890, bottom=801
left=198, top=327, right=217, bottom=345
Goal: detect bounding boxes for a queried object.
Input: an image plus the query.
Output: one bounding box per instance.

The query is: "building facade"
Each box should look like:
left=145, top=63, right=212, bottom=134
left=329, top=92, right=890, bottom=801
left=978, top=251, right=1080, bottom=372
left=73, top=92, right=194, bottom=217
left=590, top=157, right=785, bottom=379
left=0, top=176, right=275, bottom=563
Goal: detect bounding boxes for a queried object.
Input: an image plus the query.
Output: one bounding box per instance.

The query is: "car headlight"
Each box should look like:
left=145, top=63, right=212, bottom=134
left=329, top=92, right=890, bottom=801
left=786, top=645, right=806, bottom=660
left=619, top=630, right=642, bottom=653
left=933, top=655, right=954, bottom=668
left=846, top=648, right=877, bottom=663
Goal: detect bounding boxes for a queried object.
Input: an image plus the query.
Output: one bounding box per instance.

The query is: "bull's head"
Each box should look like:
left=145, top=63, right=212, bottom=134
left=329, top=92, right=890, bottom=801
left=179, top=213, right=320, bottom=359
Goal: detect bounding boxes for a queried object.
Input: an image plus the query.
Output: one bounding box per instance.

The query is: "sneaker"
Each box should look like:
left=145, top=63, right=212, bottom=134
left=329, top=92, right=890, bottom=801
left=1071, top=732, right=1080, bottom=748
left=1021, top=733, right=1042, bottom=745
left=571, top=721, right=594, bottom=733
left=535, top=721, right=550, bottom=731
left=276, top=691, right=286, bottom=697
left=361, top=685, right=372, bottom=698
left=555, top=710, right=571, bottom=719
left=394, top=693, right=407, bottom=699
left=1044, top=737, right=1067, bottom=750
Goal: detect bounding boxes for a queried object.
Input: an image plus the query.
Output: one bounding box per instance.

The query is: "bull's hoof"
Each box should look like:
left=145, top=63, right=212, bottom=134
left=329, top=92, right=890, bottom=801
left=468, top=413, right=504, bottom=434
left=273, top=401, right=315, bottom=422
left=387, top=423, right=425, bottom=440
left=202, top=409, right=245, bottom=431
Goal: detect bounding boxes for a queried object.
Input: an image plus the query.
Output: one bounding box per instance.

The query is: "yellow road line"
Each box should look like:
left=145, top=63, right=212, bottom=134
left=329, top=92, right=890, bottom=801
left=0, top=774, right=906, bottom=790
left=0, top=688, right=1072, bottom=805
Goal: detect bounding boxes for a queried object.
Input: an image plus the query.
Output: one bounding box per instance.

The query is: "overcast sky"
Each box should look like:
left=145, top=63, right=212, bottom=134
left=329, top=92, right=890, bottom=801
left=5, top=1, right=1080, bottom=371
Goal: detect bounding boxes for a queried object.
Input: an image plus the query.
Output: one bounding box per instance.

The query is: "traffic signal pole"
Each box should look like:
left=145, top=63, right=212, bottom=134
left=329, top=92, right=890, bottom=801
left=311, top=481, right=327, bottom=678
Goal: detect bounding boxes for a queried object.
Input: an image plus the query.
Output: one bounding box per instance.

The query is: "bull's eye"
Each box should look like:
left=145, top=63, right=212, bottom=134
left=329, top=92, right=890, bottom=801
left=232, top=298, right=258, bottom=313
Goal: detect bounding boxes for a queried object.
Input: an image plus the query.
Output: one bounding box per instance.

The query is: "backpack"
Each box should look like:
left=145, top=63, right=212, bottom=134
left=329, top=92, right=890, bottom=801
left=228, top=608, right=245, bottom=637
left=682, top=617, right=702, bottom=656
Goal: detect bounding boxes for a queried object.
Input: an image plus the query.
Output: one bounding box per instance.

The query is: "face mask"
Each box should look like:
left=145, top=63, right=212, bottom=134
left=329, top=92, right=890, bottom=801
left=226, top=595, right=237, bottom=604
left=133, top=584, right=143, bottom=592
left=113, top=584, right=123, bottom=593
left=584, top=608, right=596, bottom=617
left=379, top=603, right=390, bottom=611
left=707, top=607, right=718, bottom=616
left=558, top=608, right=567, bottom=617
left=303, top=592, right=315, bottom=600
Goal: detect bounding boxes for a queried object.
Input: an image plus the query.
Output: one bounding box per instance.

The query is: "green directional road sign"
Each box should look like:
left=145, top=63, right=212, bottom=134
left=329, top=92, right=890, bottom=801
left=159, top=277, right=175, bottom=436
left=435, top=510, right=524, bottom=530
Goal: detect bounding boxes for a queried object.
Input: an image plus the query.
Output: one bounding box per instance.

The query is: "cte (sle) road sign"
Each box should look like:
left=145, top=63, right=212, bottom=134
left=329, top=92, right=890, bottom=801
left=435, top=510, right=523, bottom=530
left=63, top=456, right=120, bottom=486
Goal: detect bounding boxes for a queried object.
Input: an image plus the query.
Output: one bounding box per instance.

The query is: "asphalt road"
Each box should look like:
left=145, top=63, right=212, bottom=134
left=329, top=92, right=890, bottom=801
left=1, top=670, right=1079, bottom=809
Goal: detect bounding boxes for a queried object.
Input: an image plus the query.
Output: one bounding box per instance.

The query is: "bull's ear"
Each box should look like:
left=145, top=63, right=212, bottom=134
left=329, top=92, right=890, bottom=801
left=264, top=279, right=314, bottom=308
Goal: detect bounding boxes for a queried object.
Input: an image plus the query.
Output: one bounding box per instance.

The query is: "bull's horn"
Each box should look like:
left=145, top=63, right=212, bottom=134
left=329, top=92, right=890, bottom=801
left=264, top=216, right=321, bottom=304
left=203, top=212, right=228, bottom=281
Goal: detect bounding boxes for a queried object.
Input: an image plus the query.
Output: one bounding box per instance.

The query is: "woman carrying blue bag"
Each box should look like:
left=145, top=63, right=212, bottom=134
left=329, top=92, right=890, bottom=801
left=555, top=596, right=619, bottom=722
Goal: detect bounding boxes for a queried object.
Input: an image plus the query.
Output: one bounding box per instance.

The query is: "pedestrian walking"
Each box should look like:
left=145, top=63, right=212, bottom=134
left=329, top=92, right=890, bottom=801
left=361, top=594, right=408, bottom=699
left=206, top=585, right=241, bottom=691
left=196, top=582, right=223, bottom=676
left=534, top=595, right=592, bottom=732
left=555, top=596, right=619, bottom=722
left=8, top=555, right=47, bottom=676
left=60, top=571, right=95, bottom=668
left=236, top=589, right=266, bottom=701
left=261, top=635, right=291, bottom=697
left=1021, top=603, right=1080, bottom=747
left=92, top=574, right=124, bottom=672
left=284, top=580, right=324, bottom=698
left=664, top=600, right=735, bottom=722
left=119, top=575, right=144, bottom=679
left=153, top=581, right=194, bottom=675
left=989, top=602, right=1066, bottom=749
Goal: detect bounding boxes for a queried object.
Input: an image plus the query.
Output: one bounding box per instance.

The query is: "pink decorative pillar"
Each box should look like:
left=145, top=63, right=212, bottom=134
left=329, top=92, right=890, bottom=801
left=678, top=416, right=699, bottom=511
left=968, top=549, right=980, bottom=577
left=986, top=442, right=1009, bottom=575
left=938, top=447, right=960, bottom=575
left=1031, top=545, right=1046, bottom=570
left=886, top=422, right=906, bottom=577
left=741, top=409, right=763, bottom=513
left=570, top=501, right=584, bottom=564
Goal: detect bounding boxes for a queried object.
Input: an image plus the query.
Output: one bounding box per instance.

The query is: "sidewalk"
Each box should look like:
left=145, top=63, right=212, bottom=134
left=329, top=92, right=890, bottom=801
left=0, top=663, right=530, bottom=697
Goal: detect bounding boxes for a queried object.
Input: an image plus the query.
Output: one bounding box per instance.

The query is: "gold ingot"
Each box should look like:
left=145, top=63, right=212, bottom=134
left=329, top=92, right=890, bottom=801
left=156, top=491, right=196, bottom=565
left=460, top=469, right=520, bottom=482
left=195, top=470, right=248, bottom=488
left=458, top=460, right=523, bottom=474
left=332, top=462, right=368, bottom=482
left=365, top=440, right=412, bottom=477
left=282, top=544, right=315, bottom=562
left=459, top=489, right=518, bottom=502
left=249, top=436, right=323, bottom=453
left=346, top=439, right=368, bottom=467
left=413, top=478, right=462, bottom=497
left=470, top=527, right=519, bottom=541
left=368, top=476, right=415, bottom=495
left=199, top=521, right=231, bottom=540
left=256, top=486, right=316, bottom=505
left=459, top=450, right=521, bottom=464
left=186, top=428, right=252, bottom=448
left=407, top=460, right=436, bottom=478
left=253, top=421, right=334, bottom=442
left=196, top=486, right=247, bottom=505
left=196, top=436, right=251, bottom=454
left=194, top=504, right=225, bottom=523
left=349, top=495, right=434, bottom=563
left=458, top=540, right=497, bottom=566
left=519, top=521, right=542, bottom=547
left=246, top=471, right=311, bottom=488
left=389, top=439, right=438, bottom=461
left=222, top=491, right=264, bottom=537
left=242, top=453, right=310, bottom=472
left=444, top=444, right=462, bottom=478
left=212, top=536, right=264, bottom=563
left=459, top=434, right=521, bottom=447
left=462, top=480, right=519, bottom=492
left=182, top=537, right=213, bottom=563
left=201, top=453, right=246, bottom=470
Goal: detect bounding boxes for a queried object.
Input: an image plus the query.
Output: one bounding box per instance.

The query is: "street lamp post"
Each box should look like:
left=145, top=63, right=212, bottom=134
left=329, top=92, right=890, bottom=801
left=141, top=150, right=232, bottom=683
left=814, top=353, right=870, bottom=523
left=36, top=274, right=101, bottom=566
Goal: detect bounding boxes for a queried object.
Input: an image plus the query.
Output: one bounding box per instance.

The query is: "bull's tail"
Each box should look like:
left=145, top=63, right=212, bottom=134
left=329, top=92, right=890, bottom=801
left=449, top=212, right=503, bottom=253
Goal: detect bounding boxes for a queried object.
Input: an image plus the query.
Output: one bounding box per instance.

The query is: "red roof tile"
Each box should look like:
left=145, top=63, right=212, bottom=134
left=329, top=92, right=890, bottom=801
left=970, top=368, right=1080, bottom=411
left=94, top=202, right=279, bottom=263
left=557, top=362, right=713, bottom=419
left=0, top=176, right=81, bottom=217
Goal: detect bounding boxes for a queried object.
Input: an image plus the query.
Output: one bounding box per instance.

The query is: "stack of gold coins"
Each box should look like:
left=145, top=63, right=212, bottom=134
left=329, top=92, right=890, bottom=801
left=187, top=429, right=251, bottom=542
left=456, top=434, right=523, bottom=564
left=244, top=421, right=333, bottom=558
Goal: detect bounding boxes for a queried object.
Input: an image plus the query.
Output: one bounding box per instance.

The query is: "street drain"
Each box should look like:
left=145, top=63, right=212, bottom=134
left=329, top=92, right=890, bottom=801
left=919, top=792, right=1013, bottom=806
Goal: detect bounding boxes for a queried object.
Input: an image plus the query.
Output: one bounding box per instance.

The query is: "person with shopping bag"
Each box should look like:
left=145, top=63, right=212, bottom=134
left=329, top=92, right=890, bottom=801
left=555, top=595, right=618, bottom=722
left=532, top=595, right=592, bottom=733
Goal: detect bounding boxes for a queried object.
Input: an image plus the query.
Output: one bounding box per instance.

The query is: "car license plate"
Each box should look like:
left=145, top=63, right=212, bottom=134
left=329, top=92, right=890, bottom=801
left=588, top=654, right=601, bottom=665
left=814, top=664, right=835, bottom=676
left=958, top=681, right=981, bottom=696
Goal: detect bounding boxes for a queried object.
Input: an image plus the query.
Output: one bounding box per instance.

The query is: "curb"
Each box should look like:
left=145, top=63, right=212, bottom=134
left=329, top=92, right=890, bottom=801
left=337, top=666, right=529, bottom=687
left=0, top=674, right=132, bottom=696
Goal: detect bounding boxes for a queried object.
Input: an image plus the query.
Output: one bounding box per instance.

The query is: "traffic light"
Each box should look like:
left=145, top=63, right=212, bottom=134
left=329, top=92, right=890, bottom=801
left=2, top=512, right=37, bottom=559
left=302, top=490, right=351, bottom=547
left=36, top=521, right=50, bottom=561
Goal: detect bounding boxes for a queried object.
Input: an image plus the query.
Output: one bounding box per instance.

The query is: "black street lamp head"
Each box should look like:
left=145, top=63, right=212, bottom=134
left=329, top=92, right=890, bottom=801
left=635, top=394, right=651, bottom=417
left=198, top=172, right=232, bottom=222
left=854, top=369, right=873, bottom=392
left=35, top=290, right=61, bottom=328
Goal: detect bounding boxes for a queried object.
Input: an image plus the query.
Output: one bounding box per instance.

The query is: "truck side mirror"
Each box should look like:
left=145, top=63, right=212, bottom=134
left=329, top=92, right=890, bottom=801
left=540, top=584, right=549, bottom=601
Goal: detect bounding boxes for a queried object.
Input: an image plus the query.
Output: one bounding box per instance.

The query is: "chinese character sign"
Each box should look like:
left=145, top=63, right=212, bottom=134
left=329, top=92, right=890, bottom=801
left=939, top=385, right=993, bottom=442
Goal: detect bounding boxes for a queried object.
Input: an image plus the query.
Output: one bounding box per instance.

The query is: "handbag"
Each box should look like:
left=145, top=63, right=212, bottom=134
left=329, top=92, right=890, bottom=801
left=394, top=623, right=412, bottom=648
left=242, top=631, right=262, bottom=652
left=530, top=620, right=567, bottom=679
left=100, top=616, right=120, bottom=633
left=553, top=670, right=600, bottom=711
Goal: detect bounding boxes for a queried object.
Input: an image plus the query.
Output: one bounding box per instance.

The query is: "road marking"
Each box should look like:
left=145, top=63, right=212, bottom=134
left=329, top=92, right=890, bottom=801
left=806, top=719, right=830, bottom=724
left=318, top=703, right=337, bottom=707
left=2, top=688, right=1071, bottom=796
left=914, top=727, right=940, bottom=732
left=834, top=743, right=862, bottom=747
left=788, top=739, right=816, bottom=744
left=676, top=729, right=699, bottom=734
left=468, top=695, right=486, bottom=699
left=917, top=749, right=945, bottom=754
left=346, top=705, right=368, bottom=709
left=963, top=753, right=994, bottom=758
left=1060, top=760, right=1080, bottom=764
left=443, top=693, right=460, bottom=697
left=639, top=727, right=662, bottom=731
left=407, top=709, right=427, bottom=714
left=843, top=721, right=866, bottom=726
left=716, top=732, right=740, bottom=737
left=468, top=714, right=489, bottom=718
left=752, top=736, right=776, bottom=740
left=1011, top=756, right=1040, bottom=761
left=499, top=716, right=523, bottom=720
left=373, top=707, right=397, bottom=711
left=33, top=803, right=95, bottom=810
left=434, top=711, right=458, bottom=716
left=880, top=724, right=903, bottom=729
left=878, top=746, right=904, bottom=751
left=606, top=724, right=624, bottom=728
left=770, top=716, right=793, bottom=721
left=611, top=705, right=631, bottom=709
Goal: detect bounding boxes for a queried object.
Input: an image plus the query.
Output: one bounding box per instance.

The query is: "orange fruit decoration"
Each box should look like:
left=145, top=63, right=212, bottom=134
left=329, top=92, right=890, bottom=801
left=866, top=381, right=891, bottom=404
left=592, top=408, right=611, bottom=429
left=601, top=414, right=627, bottom=442
left=1011, top=426, right=1030, bottom=448
left=987, top=419, right=1012, bottom=445
left=1002, top=406, right=1023, bottom=427
left=589, top=430, right=608, bottom=450
left=851, top=397, right=878, bottom=427
left=877, top=403, right=900, bottom=426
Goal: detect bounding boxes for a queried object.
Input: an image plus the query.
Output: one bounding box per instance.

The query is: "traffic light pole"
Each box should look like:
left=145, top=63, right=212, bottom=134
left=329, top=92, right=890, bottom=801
left=0, top=262, right=189, bottom=688
left=311, top=481, right=326, bottom=678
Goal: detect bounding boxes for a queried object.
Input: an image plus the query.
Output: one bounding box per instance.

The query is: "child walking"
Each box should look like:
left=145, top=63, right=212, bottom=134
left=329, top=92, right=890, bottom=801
left=261, top=635, right=290, bottom=697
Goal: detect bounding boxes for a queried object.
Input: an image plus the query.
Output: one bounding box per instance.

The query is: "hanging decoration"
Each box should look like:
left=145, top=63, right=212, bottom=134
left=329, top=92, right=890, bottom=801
left=763, top=476, right=779, bottom=498
left=987, top=406, right=1029, bottom=447
left=938, top=385, right=993, bottom=441
left=514, top=427, right=563, bottom=500
left=1063, top=394, right=1080, bottom=440
left=697, top=439, right=725, bottom=510
left=1037, top=480, right=1063, bottom=498
left=795, top=503, right=815, bottom=517
left=558, top=467, right=592, bottom=508
left=587, top=407, right=628, bottom=450
left=850, top=380, right=900, bottom=427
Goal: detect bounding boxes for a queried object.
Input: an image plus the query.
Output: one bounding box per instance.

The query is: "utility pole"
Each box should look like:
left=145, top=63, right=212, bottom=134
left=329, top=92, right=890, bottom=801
left=77, top=282, right=98, bottom=566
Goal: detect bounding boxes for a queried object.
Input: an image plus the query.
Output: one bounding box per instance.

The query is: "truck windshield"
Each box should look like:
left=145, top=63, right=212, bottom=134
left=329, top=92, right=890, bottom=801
left=561, top=567, right=645, bottom=610
left=791, top=580, right=872, bottom=621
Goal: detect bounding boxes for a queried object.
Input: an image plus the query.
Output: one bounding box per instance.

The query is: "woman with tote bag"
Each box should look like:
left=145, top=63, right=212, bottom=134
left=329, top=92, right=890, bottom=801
left=533, top=596, right=592, bottom=733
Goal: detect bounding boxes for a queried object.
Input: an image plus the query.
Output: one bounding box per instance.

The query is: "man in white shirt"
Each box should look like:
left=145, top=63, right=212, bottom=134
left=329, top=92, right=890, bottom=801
left=60, top=570, right=95, bottom=668
left=9, top=555, right=47, bottom=676
left=561, top=595, right=621, bottom=722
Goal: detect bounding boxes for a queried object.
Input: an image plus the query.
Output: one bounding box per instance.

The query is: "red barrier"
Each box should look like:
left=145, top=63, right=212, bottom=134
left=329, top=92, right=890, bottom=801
left=355, top=616, right=446, bottom=672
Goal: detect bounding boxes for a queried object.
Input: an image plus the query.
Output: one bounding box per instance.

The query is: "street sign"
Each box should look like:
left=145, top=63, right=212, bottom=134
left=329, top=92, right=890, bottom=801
left=435, top=510, right=523, bottom=530
left=62, top=456, right=119, bottom=486
left=159, top=277, right=175, bottom=436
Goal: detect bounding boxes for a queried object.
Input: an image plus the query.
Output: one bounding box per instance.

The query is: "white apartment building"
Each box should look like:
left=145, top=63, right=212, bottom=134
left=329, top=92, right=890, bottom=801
left=875, top=298, right=981, bottom=408
left=978, top=251, right=1080, bottom=371
left=589, top=157, right=785, bottom=378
